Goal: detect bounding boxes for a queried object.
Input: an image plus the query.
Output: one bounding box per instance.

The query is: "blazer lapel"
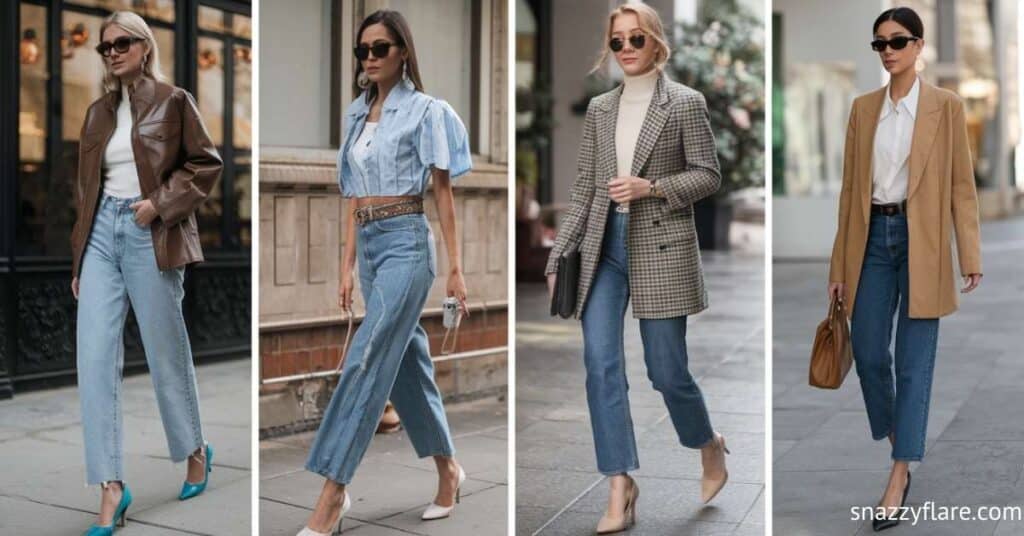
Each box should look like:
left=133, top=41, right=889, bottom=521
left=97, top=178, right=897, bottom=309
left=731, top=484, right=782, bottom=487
left=630, top=74, right=671, bottom=177
left=594, top=86, right=621, bottom=182
left=859, top=87, right=886, bottom=222
left=906, top=82, right=941, bottom=200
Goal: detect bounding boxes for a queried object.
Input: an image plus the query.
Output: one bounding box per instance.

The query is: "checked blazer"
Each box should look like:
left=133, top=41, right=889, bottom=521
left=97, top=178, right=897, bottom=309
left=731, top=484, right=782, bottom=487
left=545, top=73, right=721, bottom=319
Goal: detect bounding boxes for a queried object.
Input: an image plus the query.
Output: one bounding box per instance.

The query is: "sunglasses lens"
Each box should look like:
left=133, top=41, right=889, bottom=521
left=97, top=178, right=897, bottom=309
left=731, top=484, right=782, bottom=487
left=371, top=43, right=391, bottom=58
left=870, top=39, right=886, bottom=52
left=609, top=38, right=623, bottom=52
left=889, top=37, right=910, bottom=50
left=354, top=46, right=369, bottom=60
left=96, top=43, right=110, bottom=56
left=629, top=35, right=645, bottom=49
left=114, top=37, right=133, bottom=53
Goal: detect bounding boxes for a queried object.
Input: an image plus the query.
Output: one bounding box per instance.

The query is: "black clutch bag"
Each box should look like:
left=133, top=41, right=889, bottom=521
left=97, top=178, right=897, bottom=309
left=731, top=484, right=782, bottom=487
left=550, top=239, right=582, bottom=319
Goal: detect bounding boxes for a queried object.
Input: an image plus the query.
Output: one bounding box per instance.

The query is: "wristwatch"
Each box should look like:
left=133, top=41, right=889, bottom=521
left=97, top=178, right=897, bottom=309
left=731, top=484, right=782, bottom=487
left=649, top=180, right=660, bottom=198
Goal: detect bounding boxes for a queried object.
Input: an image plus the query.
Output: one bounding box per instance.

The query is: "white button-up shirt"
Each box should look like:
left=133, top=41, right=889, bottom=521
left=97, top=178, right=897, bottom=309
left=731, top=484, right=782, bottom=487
left=871, top=77, right=920, bottom=204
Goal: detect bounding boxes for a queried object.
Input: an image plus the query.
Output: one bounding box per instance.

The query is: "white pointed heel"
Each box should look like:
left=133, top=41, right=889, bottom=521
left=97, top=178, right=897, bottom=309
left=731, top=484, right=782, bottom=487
left=421, top=464, right=466, bottom=520
left=297, top=492, right=350, bottom=536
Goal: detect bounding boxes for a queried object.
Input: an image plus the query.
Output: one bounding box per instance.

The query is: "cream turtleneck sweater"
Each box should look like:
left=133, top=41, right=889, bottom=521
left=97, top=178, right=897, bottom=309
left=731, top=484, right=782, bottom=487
left=614, top=68, right=659, bottom=212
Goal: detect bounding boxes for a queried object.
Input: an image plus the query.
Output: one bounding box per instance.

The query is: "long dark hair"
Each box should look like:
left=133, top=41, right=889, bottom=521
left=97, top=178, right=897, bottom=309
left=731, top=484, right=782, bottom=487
left=353, top=10, right=425, bottom=104
left=872, top=7, right=924, bottom=38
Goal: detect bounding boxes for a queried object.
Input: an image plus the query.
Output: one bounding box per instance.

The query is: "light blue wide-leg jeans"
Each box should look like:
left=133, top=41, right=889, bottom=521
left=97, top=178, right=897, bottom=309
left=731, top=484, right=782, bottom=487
left=77, top=194, right=204, bottom=486
left=305, top=213, right=455, bottom=485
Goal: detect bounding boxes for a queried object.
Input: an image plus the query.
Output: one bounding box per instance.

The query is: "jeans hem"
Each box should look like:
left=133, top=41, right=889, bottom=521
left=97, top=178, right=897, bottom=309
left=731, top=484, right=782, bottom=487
left=598, top=463, right=639, bottom=477
left=306, top=464, right=351, bottom=486
left=891, top=455, right=923, bottom=462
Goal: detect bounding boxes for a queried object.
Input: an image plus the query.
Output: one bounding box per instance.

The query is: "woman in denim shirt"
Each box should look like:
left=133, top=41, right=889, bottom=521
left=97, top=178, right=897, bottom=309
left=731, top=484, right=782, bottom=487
left=297, top=10, right=472, bottom=536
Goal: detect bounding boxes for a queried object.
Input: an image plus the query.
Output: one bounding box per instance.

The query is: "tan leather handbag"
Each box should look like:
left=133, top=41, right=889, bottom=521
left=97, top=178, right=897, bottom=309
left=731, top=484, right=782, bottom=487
left=809, top=297, right=853, bottom=389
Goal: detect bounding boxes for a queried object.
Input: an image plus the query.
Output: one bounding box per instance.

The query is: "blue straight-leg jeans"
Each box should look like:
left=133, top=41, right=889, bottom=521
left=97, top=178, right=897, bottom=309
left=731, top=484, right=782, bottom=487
left=305, top=213, right=455, bottom=484
left=851, top=212, right=940, bottom=461
left=77, top=194, right=204, bottom=486
left=580, top=207, right=715, bottom=475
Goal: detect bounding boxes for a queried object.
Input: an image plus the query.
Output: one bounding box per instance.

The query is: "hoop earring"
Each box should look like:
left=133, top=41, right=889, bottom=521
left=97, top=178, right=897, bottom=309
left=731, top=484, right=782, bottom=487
left=357, top=71, right=370, bottom=89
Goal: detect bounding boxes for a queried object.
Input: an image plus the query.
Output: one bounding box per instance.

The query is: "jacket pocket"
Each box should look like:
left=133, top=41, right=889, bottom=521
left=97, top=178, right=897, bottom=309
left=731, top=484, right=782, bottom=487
left=137, top=119, right=181, bottom=143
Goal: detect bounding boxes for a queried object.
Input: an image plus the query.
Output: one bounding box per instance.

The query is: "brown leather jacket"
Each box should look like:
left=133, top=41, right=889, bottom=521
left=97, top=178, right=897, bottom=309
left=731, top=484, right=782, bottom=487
left=71, top=76, right=222, bottom=278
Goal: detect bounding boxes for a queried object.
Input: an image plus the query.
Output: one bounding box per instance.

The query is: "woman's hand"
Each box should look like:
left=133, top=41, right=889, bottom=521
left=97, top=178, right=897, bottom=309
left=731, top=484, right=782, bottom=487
left=607, top=176, right=651, bottom=203
left=827, top=282, right=845, bottom=302
left=338, top=269, right=355, bottom=313
left=547, top=272, right=557, bottom=300
left=129, top=199, right=158, bottom=226
left=447, top=269, right=470, bottom=317
left=71, top=277, right=80, bottom=300
left=961, top=273, right=982, bottom=293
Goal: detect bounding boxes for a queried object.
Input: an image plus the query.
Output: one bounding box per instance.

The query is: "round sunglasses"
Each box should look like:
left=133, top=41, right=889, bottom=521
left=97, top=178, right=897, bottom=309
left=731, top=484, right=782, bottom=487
left=609, top=34, right=645, bottom=53
left=95, top=36, right=144, bottom=57
left=870, top=36, right=919, bottom=52
left=354, top=41, right=398, bottom=61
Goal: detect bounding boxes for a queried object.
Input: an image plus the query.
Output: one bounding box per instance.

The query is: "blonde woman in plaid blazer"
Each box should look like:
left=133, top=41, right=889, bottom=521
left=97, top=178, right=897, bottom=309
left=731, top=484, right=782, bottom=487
left=544, top=5, right=730, bottom=533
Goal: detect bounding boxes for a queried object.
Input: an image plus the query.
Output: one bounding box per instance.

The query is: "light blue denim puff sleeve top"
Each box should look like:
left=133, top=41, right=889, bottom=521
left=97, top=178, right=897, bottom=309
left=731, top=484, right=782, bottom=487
left=337, top=78, right=473, bottom=197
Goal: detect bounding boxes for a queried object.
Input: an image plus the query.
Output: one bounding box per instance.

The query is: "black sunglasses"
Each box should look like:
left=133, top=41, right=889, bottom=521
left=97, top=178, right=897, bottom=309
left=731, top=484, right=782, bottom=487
left=95, top=36, right=144, bottom=57
left=870, top=36, right=920, bottom=52
left=354, top=41, right=398, bottom=61
left=609, top=34, right=645, bottom=53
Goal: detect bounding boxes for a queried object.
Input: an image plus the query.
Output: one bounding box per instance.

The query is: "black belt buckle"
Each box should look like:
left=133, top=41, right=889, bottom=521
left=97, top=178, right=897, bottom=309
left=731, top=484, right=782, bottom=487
left=873, top=201, right=906, bottom=216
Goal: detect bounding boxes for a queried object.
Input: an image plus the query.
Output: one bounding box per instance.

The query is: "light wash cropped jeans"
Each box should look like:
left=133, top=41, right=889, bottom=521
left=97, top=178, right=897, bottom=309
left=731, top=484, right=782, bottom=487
left=581, top=207, right=715, bottom=475
left=306, top=213, right=455, bottom=485
left=850, top=212, right=939, bottom=461
left=77, top=194, right=204, bottom=486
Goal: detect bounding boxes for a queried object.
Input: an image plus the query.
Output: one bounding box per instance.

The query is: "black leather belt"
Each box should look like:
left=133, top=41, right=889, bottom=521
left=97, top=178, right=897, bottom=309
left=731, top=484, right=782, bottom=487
left=353, top=198, right=424, bottom=225
left=871, top=201, right=907, bottom=216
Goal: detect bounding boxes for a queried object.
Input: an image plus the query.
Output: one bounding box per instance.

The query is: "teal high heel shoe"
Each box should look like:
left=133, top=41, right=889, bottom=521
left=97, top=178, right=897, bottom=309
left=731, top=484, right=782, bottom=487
left=83, top=483, right=132, bottom=536
left=178, top=442, right=213, bottom=500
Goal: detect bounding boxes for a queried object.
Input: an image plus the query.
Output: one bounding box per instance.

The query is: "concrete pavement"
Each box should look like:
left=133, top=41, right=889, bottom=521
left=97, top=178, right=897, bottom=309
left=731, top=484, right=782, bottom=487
left=515, top=235, right=766, bottom=535
left=772, top=216, right=1024, bottom=536
left=0, top=359, right=253, bottom=535
left=259, top=395, right=508, bottom=535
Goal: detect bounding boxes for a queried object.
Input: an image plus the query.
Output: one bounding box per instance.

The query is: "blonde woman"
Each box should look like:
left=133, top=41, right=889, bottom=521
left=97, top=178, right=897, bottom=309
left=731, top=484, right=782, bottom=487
left=828, top=7, right=981, bottom=532
left=71, top=11, right=222, bottom=535
left=545, top=4, right=729, bottom=533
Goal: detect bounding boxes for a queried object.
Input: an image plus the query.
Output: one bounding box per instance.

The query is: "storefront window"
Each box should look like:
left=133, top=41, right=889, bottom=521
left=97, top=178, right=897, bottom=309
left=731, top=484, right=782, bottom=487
left=14, top=0, right=249, bottom=257
left=67, top=0, right=175, bottom=23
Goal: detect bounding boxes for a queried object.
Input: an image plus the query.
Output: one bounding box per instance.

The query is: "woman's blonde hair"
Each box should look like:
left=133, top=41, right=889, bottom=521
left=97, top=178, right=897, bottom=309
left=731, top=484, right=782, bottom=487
left=99, top=11, right=167, bottom=92
left=592, top=3, right=672, bottom=74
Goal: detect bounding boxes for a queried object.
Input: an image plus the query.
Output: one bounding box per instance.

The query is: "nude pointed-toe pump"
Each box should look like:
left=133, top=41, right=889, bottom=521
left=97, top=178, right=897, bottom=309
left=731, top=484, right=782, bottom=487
left=596, top=475, right=639, bottom=534
left=701, top=432, right=731, bottom=504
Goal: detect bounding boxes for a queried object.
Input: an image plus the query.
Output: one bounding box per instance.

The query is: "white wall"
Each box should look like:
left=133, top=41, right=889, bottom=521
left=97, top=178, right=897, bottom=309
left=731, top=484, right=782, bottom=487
left=773, top=0, right=886, bottom=259
left=549, top=0, right=617, bottom=206
left=260, top=0, right=334, bottom=148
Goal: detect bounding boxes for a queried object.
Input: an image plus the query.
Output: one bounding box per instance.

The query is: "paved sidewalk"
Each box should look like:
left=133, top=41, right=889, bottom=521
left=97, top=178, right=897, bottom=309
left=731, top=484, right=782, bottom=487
left=0, top=359, right=253, bottom=535
left=260, top=395, right=508, bottom=535
left=515, top=243, right=766, bottom=535
left=773, top=216, right=1024, bottom=536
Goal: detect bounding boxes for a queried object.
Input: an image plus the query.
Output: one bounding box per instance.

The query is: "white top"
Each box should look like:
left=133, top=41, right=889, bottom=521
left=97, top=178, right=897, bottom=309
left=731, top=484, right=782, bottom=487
left=103, top=86, right=142, bottom=198
left=350, top=121, right=379, bottom=183
left=615, top=68, right=659, bottom=212
left=871, top=77, right=920, bottom=204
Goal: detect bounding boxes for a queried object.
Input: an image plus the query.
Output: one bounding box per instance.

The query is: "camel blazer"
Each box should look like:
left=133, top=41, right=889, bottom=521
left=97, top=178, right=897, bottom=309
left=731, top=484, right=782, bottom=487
left=828, top=80, right=982, bottom=319
left=545, top=74, right=721, bottom=319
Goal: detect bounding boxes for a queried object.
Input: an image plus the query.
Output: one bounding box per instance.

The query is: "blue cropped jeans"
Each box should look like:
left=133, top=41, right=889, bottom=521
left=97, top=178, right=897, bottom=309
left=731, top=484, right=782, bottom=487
left=305, top=213, right=455, bottom=484
left=77, top=194, right=204, bottom=486
left=851, top=212, right=940, bottom=461
left=580, top=208, right=715, bottom=475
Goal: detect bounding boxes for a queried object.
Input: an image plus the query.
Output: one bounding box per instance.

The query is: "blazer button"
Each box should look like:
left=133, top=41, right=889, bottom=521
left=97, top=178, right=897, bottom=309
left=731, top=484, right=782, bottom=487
left=659, top=244, right=667, bottom=251
left=652, top=220, right=660, bottom=226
